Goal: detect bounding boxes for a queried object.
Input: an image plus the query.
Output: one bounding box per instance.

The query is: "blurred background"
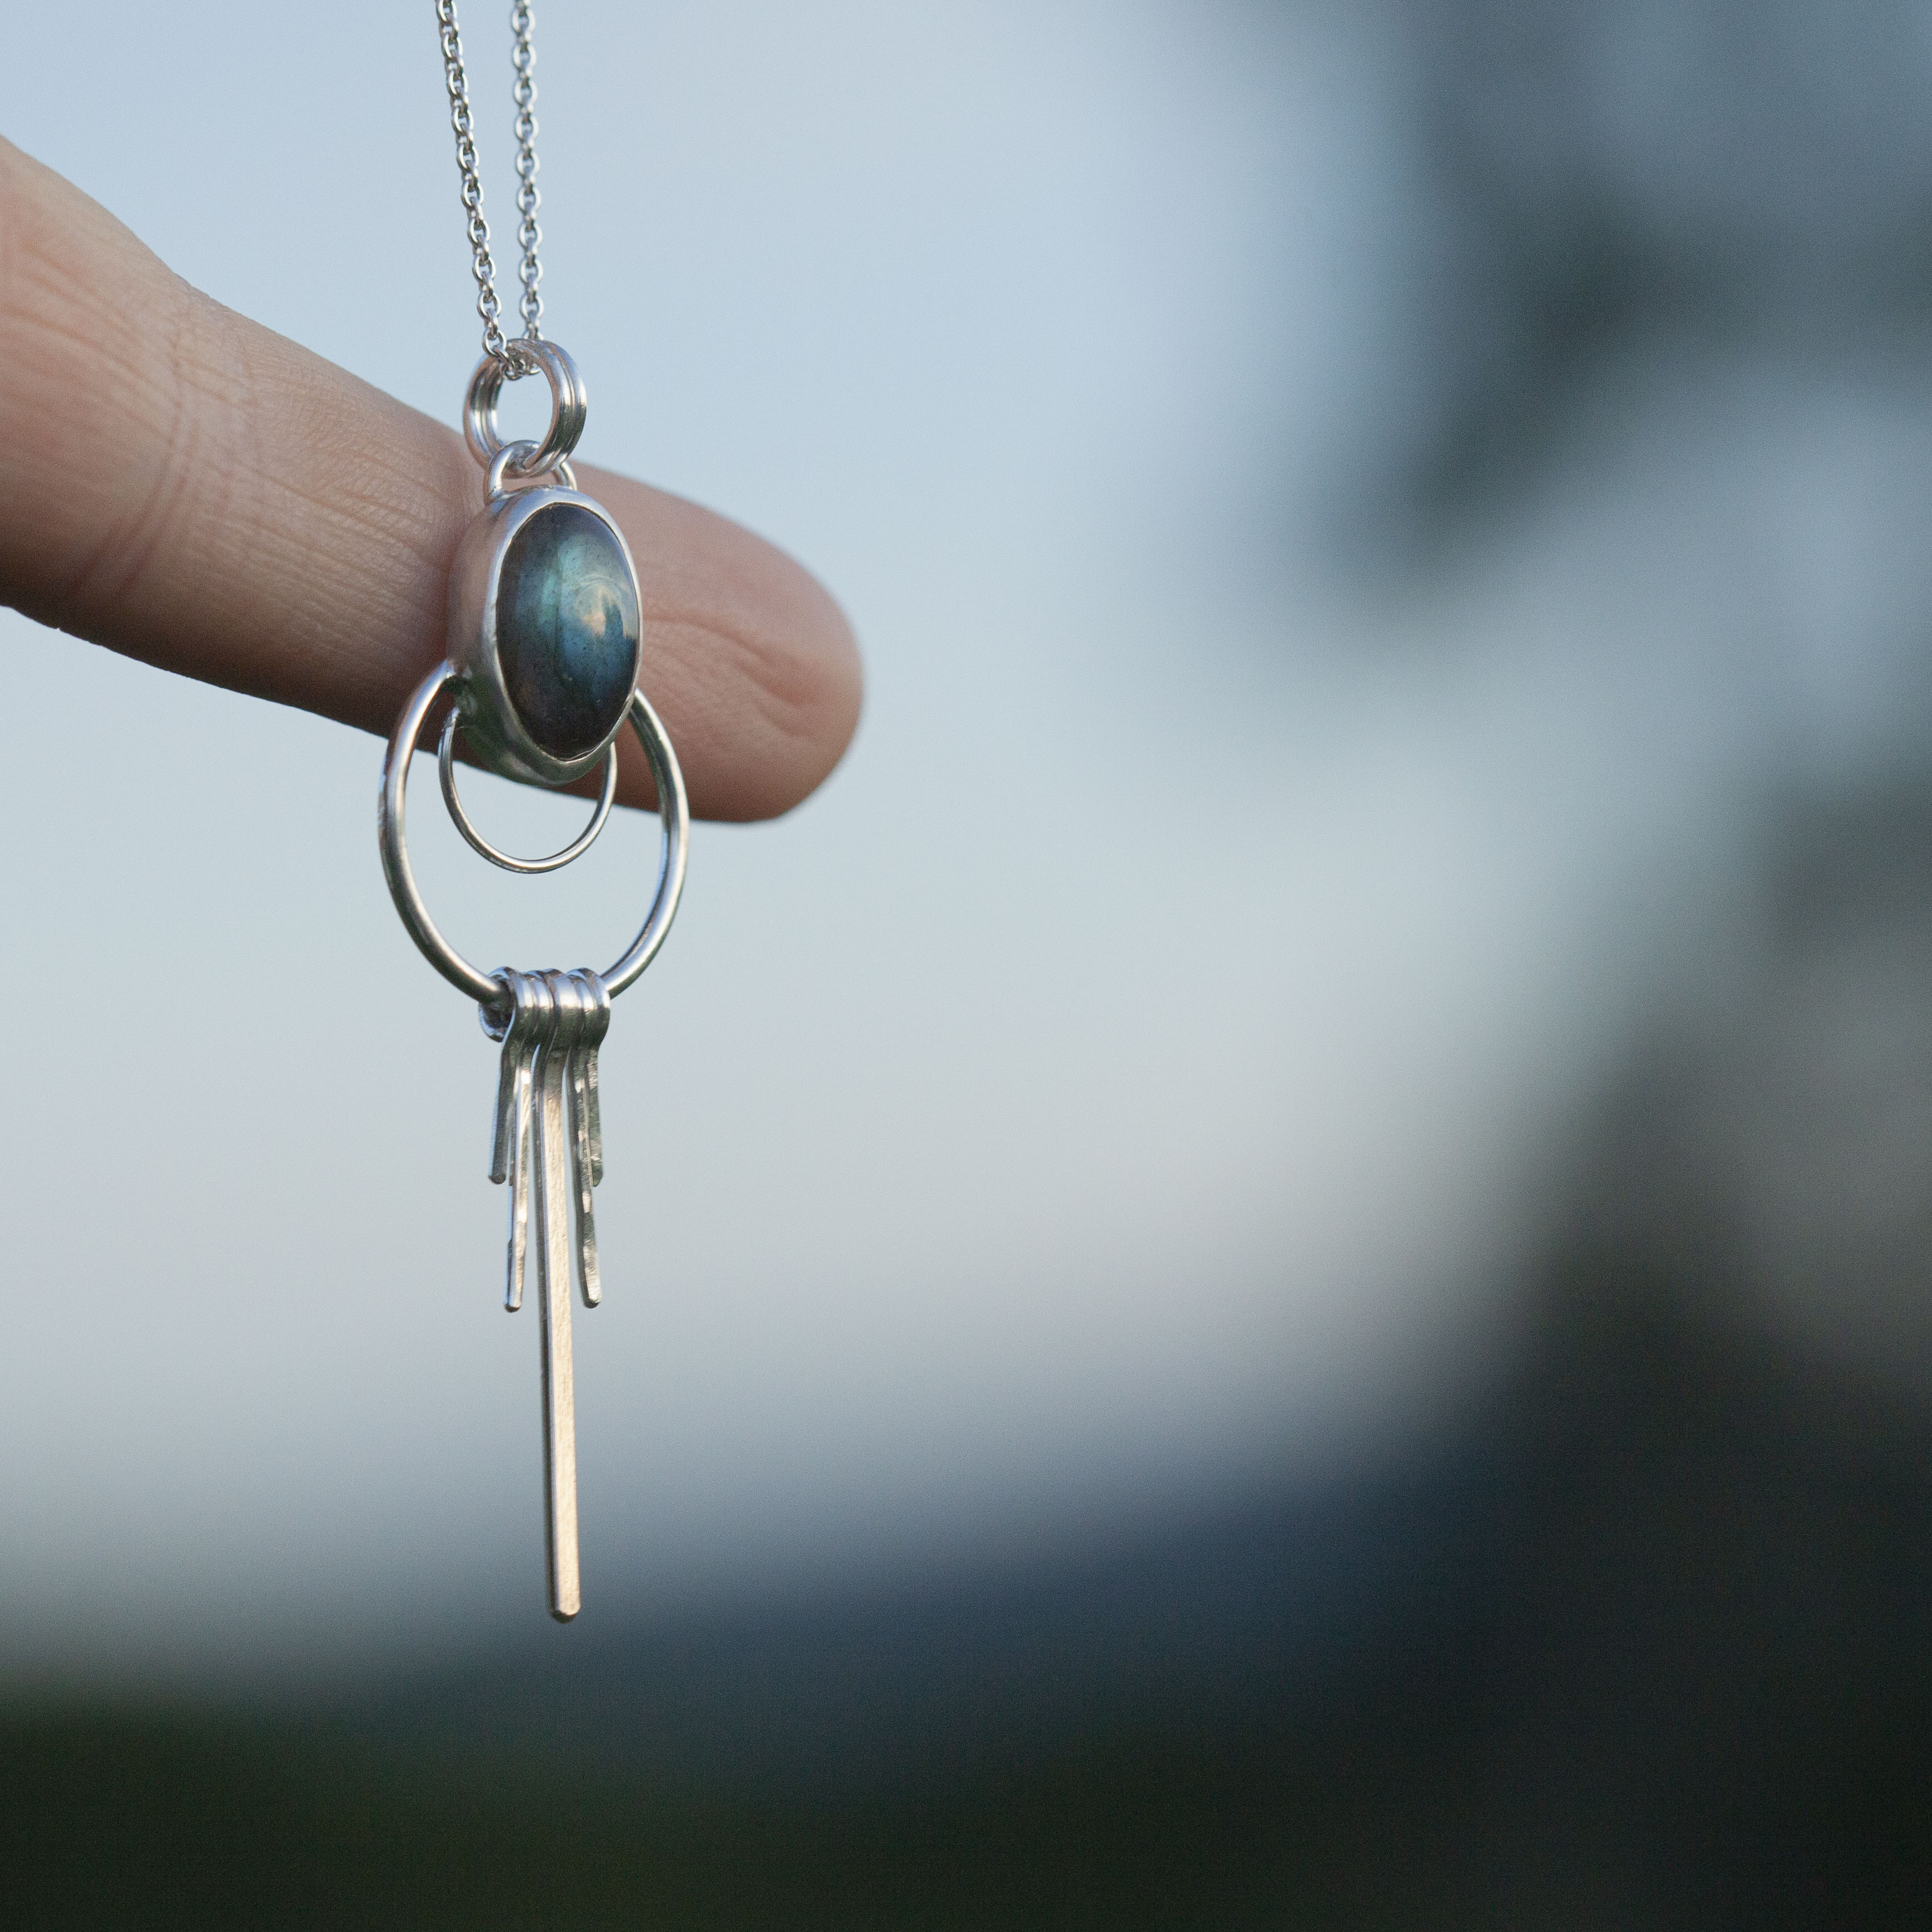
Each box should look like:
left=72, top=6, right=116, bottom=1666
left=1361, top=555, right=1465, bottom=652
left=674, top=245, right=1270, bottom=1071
left=6, top=1, right=1932, bottom=1922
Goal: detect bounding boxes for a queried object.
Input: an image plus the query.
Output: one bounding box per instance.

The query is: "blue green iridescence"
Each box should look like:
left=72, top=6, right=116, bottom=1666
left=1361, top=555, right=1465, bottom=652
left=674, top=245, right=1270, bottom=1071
left=496, top=503, right=642, bottom=761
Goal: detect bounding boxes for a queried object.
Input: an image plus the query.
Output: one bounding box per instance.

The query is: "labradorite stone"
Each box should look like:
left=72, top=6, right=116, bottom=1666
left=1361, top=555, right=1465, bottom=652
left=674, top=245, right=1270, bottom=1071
left=496, top=503, right=642, bottom=761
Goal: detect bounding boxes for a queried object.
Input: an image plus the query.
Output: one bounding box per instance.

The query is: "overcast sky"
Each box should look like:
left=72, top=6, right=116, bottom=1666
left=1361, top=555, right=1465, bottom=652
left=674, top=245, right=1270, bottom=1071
left=6, top=1, right=1923, bottom=1688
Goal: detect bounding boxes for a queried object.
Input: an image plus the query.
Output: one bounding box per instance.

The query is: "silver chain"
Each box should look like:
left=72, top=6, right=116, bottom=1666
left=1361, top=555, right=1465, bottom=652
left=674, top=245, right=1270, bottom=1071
left=437, top=1, right=542, bottom=370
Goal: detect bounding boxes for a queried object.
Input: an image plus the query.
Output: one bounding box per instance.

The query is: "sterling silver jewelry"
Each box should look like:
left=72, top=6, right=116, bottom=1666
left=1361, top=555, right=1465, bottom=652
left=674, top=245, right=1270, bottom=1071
left=378, top=2, right=688, bottom=1622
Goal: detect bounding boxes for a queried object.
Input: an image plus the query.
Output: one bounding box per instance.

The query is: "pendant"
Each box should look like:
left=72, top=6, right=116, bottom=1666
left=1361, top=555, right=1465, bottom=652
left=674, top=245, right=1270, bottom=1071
left=377, top=338, right=689, bottom=1620
left=447, top=340, right=640, bottom=790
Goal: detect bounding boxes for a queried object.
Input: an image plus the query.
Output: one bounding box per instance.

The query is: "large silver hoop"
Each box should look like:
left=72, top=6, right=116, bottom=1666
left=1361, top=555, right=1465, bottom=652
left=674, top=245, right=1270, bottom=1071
left=379, top=661, right=689, bottom=1007
left=464, top=338, right=587, bottom=479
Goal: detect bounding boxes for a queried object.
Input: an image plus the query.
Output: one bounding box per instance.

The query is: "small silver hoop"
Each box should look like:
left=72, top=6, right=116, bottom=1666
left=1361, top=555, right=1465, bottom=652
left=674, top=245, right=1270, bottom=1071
left=379, top=662, right=689, bottom=1008
left=464, top=338, right=587, bottom=478
left=486, top=441, right=577, bottom=500
left=438, top=711, right=618, bottom=874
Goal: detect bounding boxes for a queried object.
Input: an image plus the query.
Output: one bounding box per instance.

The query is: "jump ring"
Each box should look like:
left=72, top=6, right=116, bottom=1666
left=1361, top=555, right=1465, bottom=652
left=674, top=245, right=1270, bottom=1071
left=438, top=710, right=618, bottom=874
left=486, top=441, right=577, bottom=499
left=464, top=338, right=587, bottom=478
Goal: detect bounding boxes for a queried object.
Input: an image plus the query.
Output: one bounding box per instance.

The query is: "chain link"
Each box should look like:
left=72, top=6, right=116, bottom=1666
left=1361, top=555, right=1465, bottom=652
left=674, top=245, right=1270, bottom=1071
left=437, top=1, right=542, bottom=371
left=511, top=2, right=543, bottom=338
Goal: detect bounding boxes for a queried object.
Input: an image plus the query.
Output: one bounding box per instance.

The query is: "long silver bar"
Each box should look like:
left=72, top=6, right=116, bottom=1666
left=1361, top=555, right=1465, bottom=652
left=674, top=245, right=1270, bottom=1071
left=532, top=972, right=584, bottom=1620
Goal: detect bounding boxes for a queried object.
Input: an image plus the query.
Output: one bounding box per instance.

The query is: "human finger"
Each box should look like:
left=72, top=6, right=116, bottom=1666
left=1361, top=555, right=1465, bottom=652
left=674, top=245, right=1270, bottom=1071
left=0, top=138, right=862, bottom=822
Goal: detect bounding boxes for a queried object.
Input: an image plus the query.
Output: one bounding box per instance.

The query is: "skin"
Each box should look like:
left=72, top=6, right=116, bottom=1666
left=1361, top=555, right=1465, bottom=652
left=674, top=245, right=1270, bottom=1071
left=0, top=137, right=862, bottom=822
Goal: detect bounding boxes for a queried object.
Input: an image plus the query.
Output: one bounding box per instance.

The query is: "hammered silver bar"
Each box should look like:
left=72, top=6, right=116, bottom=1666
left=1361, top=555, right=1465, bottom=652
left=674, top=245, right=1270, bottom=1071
left=489, top=971, right=548, bottom=1314
left=488, top=969, right=539, bottom=1183
left=576, top=970, right=606, bottom=1187
left=567, top=970, right=612, bottom=1306
left=532, top=969, right=585, bottom=1621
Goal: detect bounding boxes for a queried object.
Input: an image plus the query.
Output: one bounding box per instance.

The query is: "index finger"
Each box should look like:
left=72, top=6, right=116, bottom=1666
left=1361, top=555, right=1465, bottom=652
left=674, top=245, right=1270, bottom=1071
left=0, top=138, right=862, bottom=822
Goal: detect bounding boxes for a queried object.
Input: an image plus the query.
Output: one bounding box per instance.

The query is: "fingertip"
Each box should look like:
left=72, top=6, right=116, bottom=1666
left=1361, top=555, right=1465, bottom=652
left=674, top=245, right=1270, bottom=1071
left=589, top=473, right=863, bottom=821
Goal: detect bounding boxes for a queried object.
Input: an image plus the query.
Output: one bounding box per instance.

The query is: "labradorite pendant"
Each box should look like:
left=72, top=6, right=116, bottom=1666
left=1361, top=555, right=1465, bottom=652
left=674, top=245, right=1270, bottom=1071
left=397, top=0, right=694, bottom=1626
left=444, top=469, right=645, bottom=788
left=496, top=500, right=642, bottom=763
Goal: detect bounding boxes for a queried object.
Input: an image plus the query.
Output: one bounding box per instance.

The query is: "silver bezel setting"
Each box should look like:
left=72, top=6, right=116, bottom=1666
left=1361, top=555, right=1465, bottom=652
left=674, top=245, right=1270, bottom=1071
left=446, top=481, right=644, bottom=788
